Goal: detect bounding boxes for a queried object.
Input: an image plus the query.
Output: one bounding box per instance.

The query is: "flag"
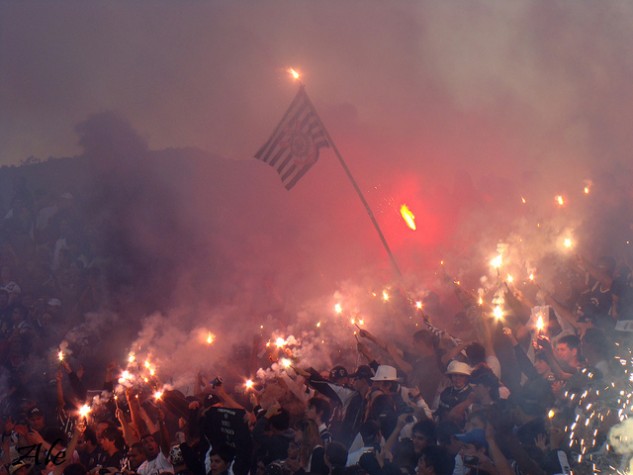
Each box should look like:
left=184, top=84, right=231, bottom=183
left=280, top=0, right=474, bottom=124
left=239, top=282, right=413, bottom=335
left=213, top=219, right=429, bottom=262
left=255, top=86, right=330, bottom=190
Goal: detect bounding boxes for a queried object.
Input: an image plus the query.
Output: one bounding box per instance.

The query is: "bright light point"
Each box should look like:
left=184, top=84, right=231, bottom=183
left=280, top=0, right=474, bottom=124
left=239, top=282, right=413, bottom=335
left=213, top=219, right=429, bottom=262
left=79, top=404, right=91, bottom=418
left=521, top=196, right=526, bottom=204
left=478, top=296, right=484, bottom=306
left=506, top=275, right=514, bottom=283
left=206, top=332, right=215, bottom=345
left=334, top=303, right=343, bottom=314
left=529, top=273, right=535, bottom=281
left=555, top=195, right=565, bottom=206
left=275, top=337, right=286, bottom=348
left=245, top=379, right=254, bottom=389
left=57, top=351, right=64, bottom=362
left=548, top=409, right=555, bottom=419
left=358, top=319, right=364, bottom=325
left=492, top=306, right=503, bottom=320
left=440, top=260, right=445, bottom=266
left=144, top=360, right=151, bottom=369
left=316, top=321, right=321, bottom=328
left=287, top=67, right=301, bottom=81
left=415, top=301, right=423, bottom=310
left=149, top=368, right=156, bottom=376
left=280, top=358, right=292, bottom=368
left=350, top=318, right=355, bottom=325
left=382, top=290, right=390, bottom=302
left=563, top=237, right=573, bottom=249
left=128, top=353, right=135, bottom=363
left=154, top=390, right=163, bottom=400
left=536, top=315, right=544, bottom=332
left=490, top=255, right=503, bottom=269
left=121, top=370, right=131, bottom=379
left=399, top=204, right=416, bottom=230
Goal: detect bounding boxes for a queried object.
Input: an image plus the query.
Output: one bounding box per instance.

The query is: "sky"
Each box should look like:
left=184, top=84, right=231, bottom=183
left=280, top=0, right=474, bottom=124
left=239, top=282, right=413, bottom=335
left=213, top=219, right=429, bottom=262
left=2, top=0, right=633, bottom=386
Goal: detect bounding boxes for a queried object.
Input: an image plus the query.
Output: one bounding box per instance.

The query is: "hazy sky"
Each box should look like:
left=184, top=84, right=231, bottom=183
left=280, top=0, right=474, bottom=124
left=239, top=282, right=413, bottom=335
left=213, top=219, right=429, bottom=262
left=3, top=1, right=633, bottom=175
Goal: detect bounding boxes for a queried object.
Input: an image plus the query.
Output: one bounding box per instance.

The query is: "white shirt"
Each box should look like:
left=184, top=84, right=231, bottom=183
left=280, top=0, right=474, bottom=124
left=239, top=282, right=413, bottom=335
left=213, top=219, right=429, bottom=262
left=137, top=452, right=173, bottom=475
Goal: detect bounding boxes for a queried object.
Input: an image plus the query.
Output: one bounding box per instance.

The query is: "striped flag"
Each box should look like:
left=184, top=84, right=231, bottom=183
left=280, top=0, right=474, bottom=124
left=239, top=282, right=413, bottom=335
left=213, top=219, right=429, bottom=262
left=255, top=86, right=330, bottom=190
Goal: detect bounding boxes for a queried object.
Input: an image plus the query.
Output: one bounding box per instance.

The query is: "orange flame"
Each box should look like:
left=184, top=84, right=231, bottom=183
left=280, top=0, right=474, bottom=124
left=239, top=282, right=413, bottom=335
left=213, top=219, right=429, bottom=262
left=400, top=204, right=416, bottom=230
left=536, top=315, right=544, bottom=333
left=287, top=68, right=301, bottom=81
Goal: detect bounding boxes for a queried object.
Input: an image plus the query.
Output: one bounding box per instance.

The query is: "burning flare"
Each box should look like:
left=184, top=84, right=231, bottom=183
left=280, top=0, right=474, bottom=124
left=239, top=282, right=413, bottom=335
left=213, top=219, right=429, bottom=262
left=399, top=204, right=416, bottom=231
left=244, top=379, right=254, bottom=390
left=536, top=315, right=545, bottom=333
left=287, top=67, right=301, bottom=81
left=79, top=404, right=91, bottom=418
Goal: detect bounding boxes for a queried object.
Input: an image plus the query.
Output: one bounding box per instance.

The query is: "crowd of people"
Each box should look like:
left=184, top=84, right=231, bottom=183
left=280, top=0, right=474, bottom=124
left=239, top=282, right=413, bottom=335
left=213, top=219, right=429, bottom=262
left=2, top=173, right=633, bottom=475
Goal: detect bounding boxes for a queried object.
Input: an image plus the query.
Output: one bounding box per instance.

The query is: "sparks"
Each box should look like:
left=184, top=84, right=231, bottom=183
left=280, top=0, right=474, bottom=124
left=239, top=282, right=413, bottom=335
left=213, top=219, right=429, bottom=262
left=275, top=337, right=286, bottom=348
left=153, top=390, right=163, bottom=401
left=382, top=290, right=390, bottom=302
left=128, top=353, right=136, bottom=363
left=121, top=370, right=131, bottom=380
left=506, top=274, right=514, bottom=283
left=244, top=379, right=254, bottom=390
left=206, top=332, right=215, bottom=345
left=548, top=409, right=555, bottom=419
left=528, top=272, right=535, bottom=281
left=521, top=196, right=527, bottom=204
left=280, top=358, right=292, bottom=369
left=415, top=301, right=423, bottom=310
left=57, top=350, right=64, bottom=362
left=399, top=204, right=416, bottom=231
left=555, top=195, right=565, bottom=206
left=334, top=303, right=343, bottom=314
left=563, top=237, right=574, bottom=249
left=287, top=67, right=301, bottom=81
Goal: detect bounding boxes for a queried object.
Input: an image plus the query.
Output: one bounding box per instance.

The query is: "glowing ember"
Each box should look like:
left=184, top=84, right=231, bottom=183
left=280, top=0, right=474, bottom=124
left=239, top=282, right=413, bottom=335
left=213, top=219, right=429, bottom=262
left=280, top=358, right=292, bottom=368
left=79, top=404, right=91, bottom=418
left=153, top=390, right=163, bottom=400
left=492, top=306, right=503, bottom=320
left=287, top=67, right=301, bottom=81
left=206, top=332, right=215, bottom=345
left=275, top=337, right=286, bottom=348
left=121, top=370, right=131, bottom=380
left=490, top=255, right=503, bottom=269
left=149, top=368, right=156, bottom=376
left=415, top=301, right=423, bottom=310
left=334, top=303, right=343, bottom=314
left=244, top=379, right=254, bottom=390
left=57, top=350, right=64, bottom=362
left=144, top=360, right=151, bottom=369
left=128, top=353, right=136, bottom=363
left=399, top=204, right=416, bottom=231
left=555, top=195, right=565, bottom=206
left=382, top=290, right=390, bottom=302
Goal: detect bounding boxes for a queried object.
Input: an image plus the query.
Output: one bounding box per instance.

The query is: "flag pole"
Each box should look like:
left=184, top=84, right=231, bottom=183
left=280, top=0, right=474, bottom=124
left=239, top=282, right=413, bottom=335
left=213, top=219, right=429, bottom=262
left=302, top=88, right=403, bottom=278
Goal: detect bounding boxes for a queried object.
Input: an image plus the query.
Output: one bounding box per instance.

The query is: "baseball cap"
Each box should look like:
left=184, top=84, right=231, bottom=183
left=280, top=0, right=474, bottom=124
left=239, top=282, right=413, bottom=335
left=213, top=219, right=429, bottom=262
left=455, top=428, right=487, bottom=449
